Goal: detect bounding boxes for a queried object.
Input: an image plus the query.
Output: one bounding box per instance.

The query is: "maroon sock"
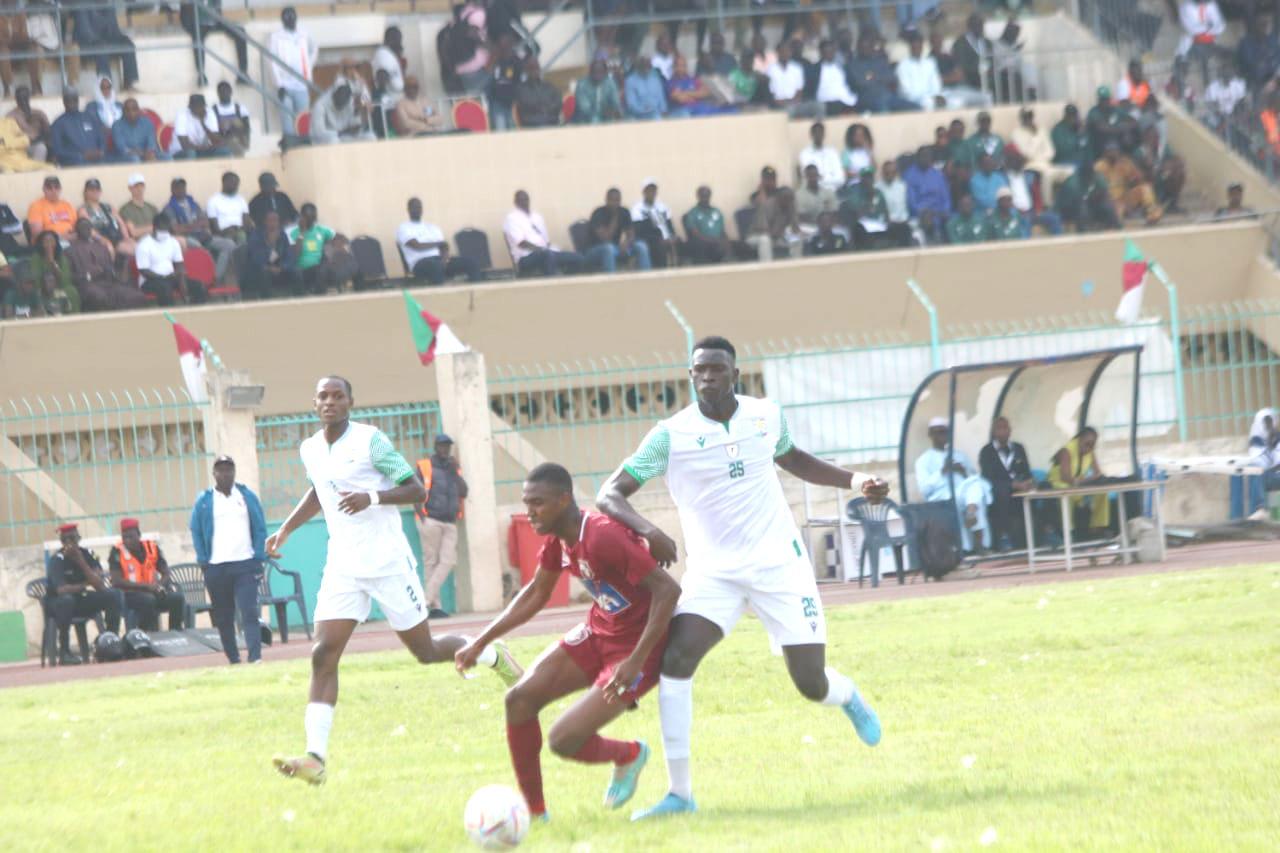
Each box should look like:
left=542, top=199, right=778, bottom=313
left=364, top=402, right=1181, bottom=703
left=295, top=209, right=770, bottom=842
left=570, top=735, right=640, bottom=766
left=506, top=719, right=546, bottom=815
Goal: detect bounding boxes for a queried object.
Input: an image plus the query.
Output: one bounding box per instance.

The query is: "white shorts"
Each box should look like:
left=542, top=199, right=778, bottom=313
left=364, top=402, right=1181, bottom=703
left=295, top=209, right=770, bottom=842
left=676, top=559, right=827, bottom=647
left=313, top=562, right=428, bottom=631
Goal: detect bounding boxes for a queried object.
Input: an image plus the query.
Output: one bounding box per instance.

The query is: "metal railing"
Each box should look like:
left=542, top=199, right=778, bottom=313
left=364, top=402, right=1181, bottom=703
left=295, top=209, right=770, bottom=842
left=255, top=400, right=442, bottom=518
left=0, top=387, right=210, bottom=548
left=486, top=299, right=1280, bottom=502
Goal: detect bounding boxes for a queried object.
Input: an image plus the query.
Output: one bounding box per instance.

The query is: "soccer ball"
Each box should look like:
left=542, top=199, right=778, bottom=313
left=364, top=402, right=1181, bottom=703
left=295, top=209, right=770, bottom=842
left=463, top=784, right=530, bottom=849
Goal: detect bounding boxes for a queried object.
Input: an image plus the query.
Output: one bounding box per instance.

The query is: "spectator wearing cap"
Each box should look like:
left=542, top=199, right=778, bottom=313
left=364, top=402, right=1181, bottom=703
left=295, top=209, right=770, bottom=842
left=1214, top=183, right=1257, bottom=220
left=397, top=197, right=480, bottom=284
left=79, top=178, right=133, bottom=260
left=27, top=175, right=76, bottom=241
left=190, top=455, right=268, bottom=664
left=1051, top=104, right=1087, bottom=168
left=630, top=179, right=678, bottom=268
left=108, top=519, right=185, bottom=632
left=111, top=97, right=166, bottom=163
left=135, top=211, right=197, bottom=305
left=119, top=174, right=160, bottom=246
left=248, top=172, right=298, bottom=229
left=897, top=29, right=943, bottom=110
left=50, top=87, right=112, bottom=166
left=46, top=522, right=123, bottom=665
left=415, top=434, right=467, bottom=617
left=168, top=94, right=230, bottom=159
left=986, top=188, right=1025, bottom=240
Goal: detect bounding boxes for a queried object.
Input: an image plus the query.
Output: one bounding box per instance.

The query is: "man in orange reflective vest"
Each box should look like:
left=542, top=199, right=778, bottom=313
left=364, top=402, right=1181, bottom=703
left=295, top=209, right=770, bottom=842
left=108, top=518, right=187, bottom=631
left=415, top=433, right=466, bottom=618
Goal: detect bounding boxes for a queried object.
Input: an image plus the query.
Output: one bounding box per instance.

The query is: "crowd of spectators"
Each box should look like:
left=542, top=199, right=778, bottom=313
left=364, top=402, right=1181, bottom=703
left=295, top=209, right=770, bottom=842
left=1, top=166, right=359, bottom=318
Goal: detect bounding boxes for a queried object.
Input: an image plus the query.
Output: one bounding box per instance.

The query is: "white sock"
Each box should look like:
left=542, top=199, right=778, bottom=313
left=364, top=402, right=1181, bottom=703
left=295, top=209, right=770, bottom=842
left=464, top=636, right=499, bottom=668
left=304, top=702, right=334, bottom=761
left=658, top=675, right=693, bottom=799
left=820, top=667, right=855, bottom=707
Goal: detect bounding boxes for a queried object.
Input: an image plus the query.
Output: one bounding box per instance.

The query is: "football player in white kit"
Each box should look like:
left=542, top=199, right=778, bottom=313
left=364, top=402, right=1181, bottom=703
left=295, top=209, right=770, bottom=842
left=269, top=376, right=522, bottom=785
left=598, top=337, right=887, bottom=819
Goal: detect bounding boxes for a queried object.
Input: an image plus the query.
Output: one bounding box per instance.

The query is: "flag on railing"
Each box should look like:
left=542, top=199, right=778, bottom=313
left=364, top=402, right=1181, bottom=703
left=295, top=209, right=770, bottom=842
left=1115, top=239, right=1150, bottom=324
left=402, top=290, right=467, bottom=366
left=164, top=313, right=209, bottom=403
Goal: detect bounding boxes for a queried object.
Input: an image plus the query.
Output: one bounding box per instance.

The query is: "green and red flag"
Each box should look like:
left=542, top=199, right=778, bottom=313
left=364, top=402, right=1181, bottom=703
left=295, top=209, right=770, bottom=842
left=402, top=290, right=467, bottom=365
left=1114, top=239, right=1150, bottom=324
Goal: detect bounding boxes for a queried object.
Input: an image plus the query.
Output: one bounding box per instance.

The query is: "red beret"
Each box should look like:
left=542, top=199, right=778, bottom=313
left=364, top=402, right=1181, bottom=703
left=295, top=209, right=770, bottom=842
left=56, top=523, right=78, bottom=534
left=120, top=518, right=141, bottom=532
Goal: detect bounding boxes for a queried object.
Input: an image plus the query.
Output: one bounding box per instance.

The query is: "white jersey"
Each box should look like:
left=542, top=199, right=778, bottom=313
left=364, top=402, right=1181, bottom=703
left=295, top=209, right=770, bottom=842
left=299, top=420, right=417, bottom=576
left=623, top=395, right=805, bottom=578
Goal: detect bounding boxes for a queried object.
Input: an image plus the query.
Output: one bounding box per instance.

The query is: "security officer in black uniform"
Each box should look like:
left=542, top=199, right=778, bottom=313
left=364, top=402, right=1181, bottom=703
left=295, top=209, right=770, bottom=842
left=45, top=523, right=123, bottom=665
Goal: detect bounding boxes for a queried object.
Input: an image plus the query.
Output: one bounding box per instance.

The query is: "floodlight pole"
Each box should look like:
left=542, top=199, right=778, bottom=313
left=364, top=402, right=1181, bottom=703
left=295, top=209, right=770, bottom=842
left=906, top=278, right=942, bottom=370
left=1148, top=262, right=1188, bottom=442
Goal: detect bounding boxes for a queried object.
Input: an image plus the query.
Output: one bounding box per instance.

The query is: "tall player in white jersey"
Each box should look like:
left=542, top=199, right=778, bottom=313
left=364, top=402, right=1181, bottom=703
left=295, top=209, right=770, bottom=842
left=598, top=337, right=888, bottom=819
left=268, top=376, right=522, bottom=785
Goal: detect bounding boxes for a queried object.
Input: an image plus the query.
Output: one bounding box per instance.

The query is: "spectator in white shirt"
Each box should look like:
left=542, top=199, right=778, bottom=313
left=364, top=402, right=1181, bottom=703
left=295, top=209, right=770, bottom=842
left=189, top=455, right=268, bottom=664
left=896, top=29, right=943, bottom=110
left=206, top=171, right=251, bottom=245
left=651, top=33, right=676, bottom=80
left=1203, top=63, right=1246, bottom=130
left=372, top=25, right=406, bottom=95
left=815, top=39, right=858, bottom=114
left=397, top=197, right=480, bottom=284
left=1009, top=106, right=1072, bottom=200
left=876, top=159, right=910, bottom=227
left=797, top=121, right=845, bottom=191
left=169, top=94, right=230, bottom=159
left=211, top=81, right=250, bottom=156
left=630, top=178, right=678, bottom=268
left=502, top=189, right=584, bottom=277
left=269, top=6, right=316, bottom=136
left=309, top=83, right=374, bottom=145
left=1178, top=0, right=1225, bottom=84
left=135, top=212, right=192, bottom=304
left=767, top=40, right=807, bottom=112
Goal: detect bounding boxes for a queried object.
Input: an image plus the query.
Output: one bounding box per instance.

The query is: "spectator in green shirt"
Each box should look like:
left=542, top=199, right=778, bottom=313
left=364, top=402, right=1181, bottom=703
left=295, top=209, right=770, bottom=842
left=839, top=167, right=910, bottom=250
left=573, top=59, right=622, bottom=124
left=946, top=194, right=990, bottom=244
left=987, top=189, right=1025, bottom=240
left=29, top=229, right=80, bottom=314
left=1050, top=104, right=1086, bottom=167
left=967, top=111, right=1004, bottom=167
left=286, top=203, right=350, bottom=294
left=946, top=118, right=974, bottom=168
left=1054, top=162, right=1120, bottom=233
left=681, top=185, right=730, bottom=265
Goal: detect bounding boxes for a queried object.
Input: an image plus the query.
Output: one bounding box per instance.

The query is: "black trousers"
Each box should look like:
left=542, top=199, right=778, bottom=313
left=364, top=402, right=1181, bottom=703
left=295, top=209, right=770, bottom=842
left=123, top=589, right=187, bottom=631
left=49, top=590, right=121, bottom=651
left=180, top=4, right=249, bottom=82
left=80, top=35, right=139, bottom=88
left=683, top=237, right=726, bottom=265
left=204, top=559, right=262, bottom=663
left=412, top=256, right=481, bottom=285
left=242, top=265, right=301, bottom=299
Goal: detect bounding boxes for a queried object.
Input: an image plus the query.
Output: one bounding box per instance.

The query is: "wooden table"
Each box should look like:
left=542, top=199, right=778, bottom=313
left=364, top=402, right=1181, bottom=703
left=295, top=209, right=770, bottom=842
left=1015, top=482, right=1166, bottom=572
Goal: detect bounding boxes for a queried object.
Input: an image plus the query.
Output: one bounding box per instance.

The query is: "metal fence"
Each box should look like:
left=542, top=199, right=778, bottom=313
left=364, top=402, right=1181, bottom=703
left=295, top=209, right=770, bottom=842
left=486, top=300, right=1280, bottom=502
left=0, top=387, right=210, bottom=548
left=255, top=400, right=443, bottom=519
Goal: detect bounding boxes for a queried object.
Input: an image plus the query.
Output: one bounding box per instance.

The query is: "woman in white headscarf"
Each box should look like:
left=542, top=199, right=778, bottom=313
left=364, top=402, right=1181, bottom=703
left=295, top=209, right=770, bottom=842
left=1246, top=407, right=1279, bottom=516
left=90, top=76, right=124, bottom=130
left=1248, top=407, right=1276, bottom=454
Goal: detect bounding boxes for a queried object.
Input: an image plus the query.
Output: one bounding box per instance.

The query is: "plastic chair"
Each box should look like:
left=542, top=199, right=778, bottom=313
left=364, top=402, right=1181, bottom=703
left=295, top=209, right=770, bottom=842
left=733, top=206, right=756, bottom=241
left=350, top=236, right=388, bottom=287
left=168, top=563, right=213, bottom=629
left=561, top=93, right=576, bottom=123
left=258, top=559, right=311, bottom=643
left=453, top=228, right=513, bottom=280
left=452, top=99, right=489, bottom=132
left=846, top=498, right=911, bottom=588
left=568, top=219, right=591, bottom=254
left=141, top=108, right=163, bottom=137
left=159, top=124, right=175, bottom=152
left=295, top=111, right=311, bottom=137
left=26, top=578, right=98, bottom=667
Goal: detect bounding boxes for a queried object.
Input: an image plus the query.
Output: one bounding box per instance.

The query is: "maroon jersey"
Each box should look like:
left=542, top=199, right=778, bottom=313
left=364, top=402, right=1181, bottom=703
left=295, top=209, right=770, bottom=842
left=537, top=511, right=657, bottom=641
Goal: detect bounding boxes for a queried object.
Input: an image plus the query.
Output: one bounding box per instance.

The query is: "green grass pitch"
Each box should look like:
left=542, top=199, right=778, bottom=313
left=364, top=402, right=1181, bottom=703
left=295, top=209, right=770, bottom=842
left=2, top=564, right=1277, bottom=851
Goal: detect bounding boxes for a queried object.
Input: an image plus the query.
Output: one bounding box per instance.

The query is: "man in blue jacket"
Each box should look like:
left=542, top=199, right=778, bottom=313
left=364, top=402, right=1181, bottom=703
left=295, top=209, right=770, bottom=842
left=190, top=455, right=268, bottom=664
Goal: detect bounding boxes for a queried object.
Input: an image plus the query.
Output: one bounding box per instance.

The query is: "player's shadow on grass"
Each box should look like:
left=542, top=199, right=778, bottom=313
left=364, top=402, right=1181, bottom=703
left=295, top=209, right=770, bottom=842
left=707, top=781, right=1090, bottom=819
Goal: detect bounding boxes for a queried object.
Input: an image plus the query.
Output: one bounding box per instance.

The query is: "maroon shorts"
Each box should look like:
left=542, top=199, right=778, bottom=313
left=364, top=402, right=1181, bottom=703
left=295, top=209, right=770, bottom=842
left=558, top=622, right=665, bottom=702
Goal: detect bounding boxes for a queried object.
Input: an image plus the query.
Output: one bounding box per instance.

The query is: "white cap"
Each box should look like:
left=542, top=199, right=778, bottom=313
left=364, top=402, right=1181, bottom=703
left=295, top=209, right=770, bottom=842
left=641, top=176, right=658, bottom=192
left=127, top=173, right=145, bottom=187
left=927, top=416, right=949, bottom=430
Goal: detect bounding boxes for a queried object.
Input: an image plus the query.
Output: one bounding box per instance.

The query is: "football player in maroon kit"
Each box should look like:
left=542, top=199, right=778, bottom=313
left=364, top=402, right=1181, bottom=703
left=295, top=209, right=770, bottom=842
left=456, top=462, right=680, bottom=820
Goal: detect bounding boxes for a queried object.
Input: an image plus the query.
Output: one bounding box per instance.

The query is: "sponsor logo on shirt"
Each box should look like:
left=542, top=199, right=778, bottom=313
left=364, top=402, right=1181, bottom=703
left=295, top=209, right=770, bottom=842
left=581, top=578, right=631, bottom=615
left=696, top=435, right=706, bottom=448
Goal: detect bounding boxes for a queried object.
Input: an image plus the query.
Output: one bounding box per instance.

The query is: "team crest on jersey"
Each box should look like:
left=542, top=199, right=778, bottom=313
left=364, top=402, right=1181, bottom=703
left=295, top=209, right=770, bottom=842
left=564, top=623, right=591, bottom=646
left=753, top=417, right=768, bottom=435
left=578, top=558, right=595, bottom=581
left=725, top=443, right=740, bottom=459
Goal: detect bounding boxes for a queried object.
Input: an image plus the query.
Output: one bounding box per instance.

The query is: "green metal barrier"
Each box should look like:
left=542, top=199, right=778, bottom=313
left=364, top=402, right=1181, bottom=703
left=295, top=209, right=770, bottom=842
left=0, top=388, right=210, bottom=548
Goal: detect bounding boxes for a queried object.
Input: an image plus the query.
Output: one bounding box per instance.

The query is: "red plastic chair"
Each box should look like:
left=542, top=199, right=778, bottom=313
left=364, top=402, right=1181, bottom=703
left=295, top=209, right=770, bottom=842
left=561, top=93, right=575, bottom=123
left=451, top=99, right=488, bottom=133
left=159, top=124, right=175, bottom=152
left=182, top=246, right=216, bottom=287
left=141, top=108, right=162, bottom=135
left=295, top=111, right=311, bottom=137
